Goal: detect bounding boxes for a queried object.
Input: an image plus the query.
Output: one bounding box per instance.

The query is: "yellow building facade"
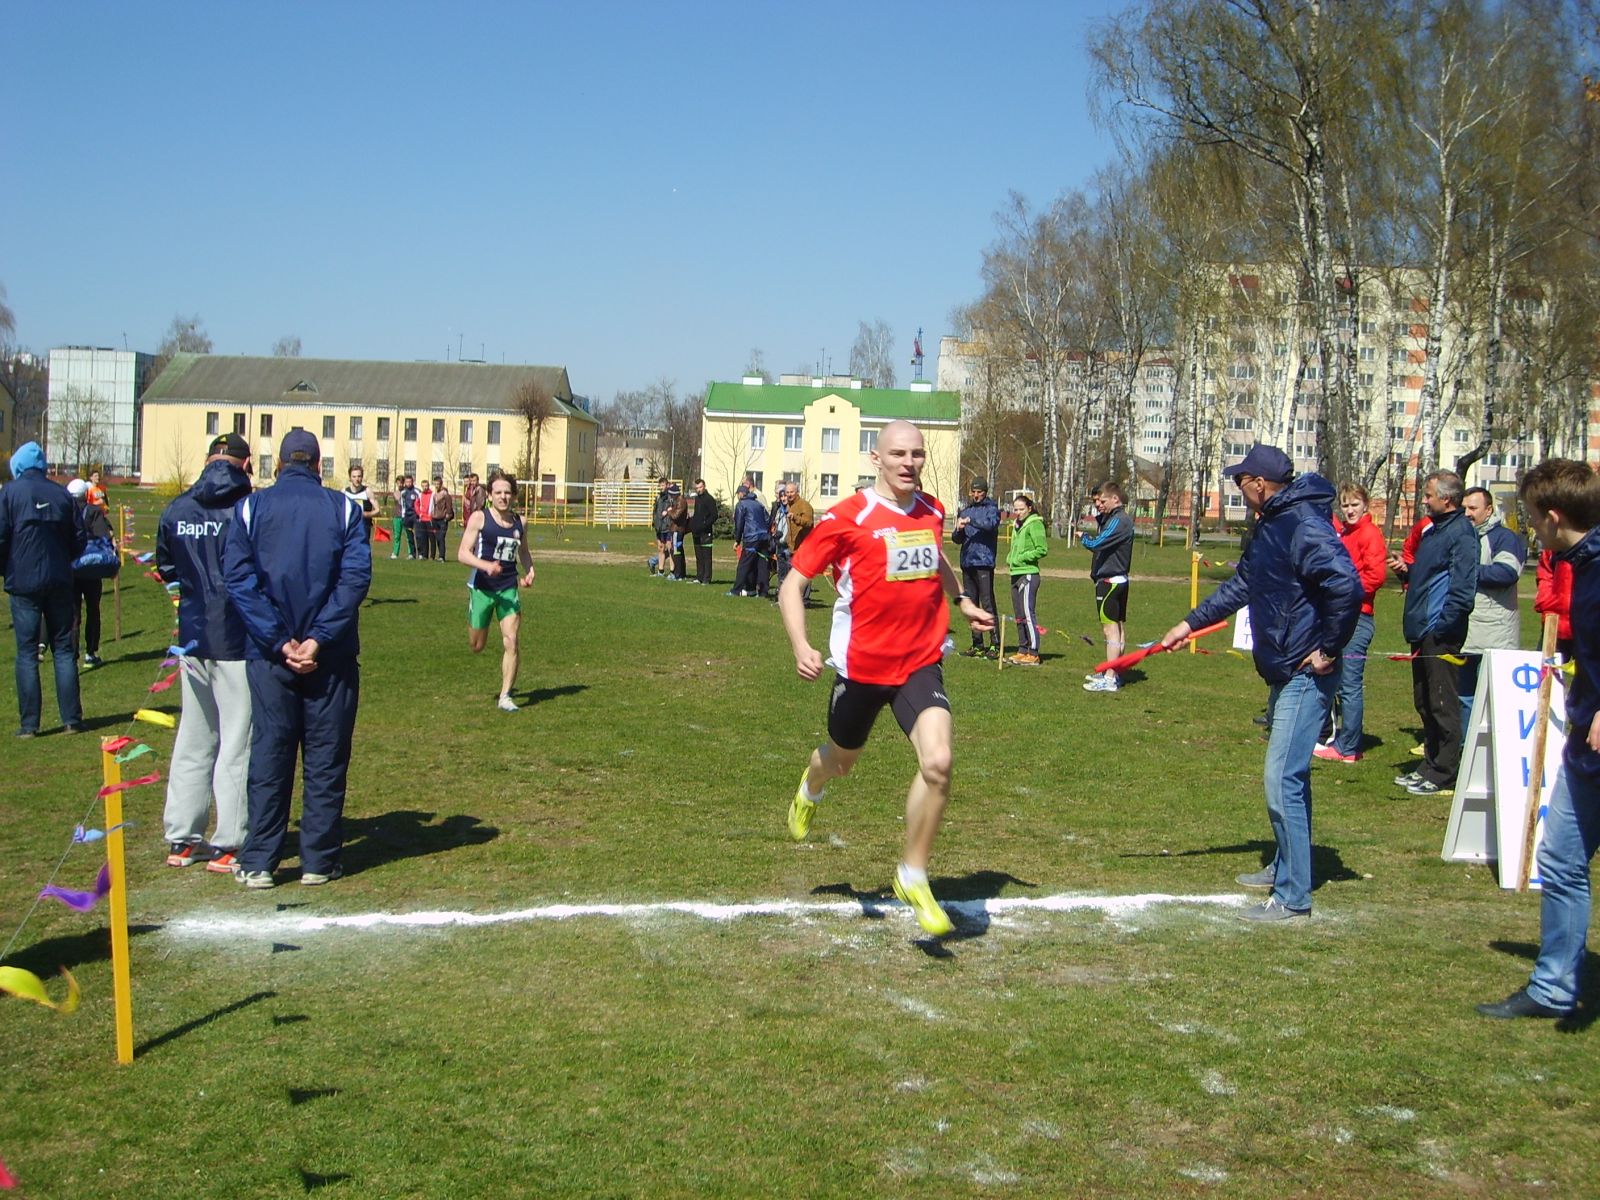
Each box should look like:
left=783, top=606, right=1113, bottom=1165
left=699, top=379, right=962, bottom=509
left=140, top=355, right=596, bottom=499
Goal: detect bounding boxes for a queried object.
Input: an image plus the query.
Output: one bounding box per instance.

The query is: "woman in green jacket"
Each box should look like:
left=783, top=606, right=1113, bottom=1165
left=1007, top=494, right=1048, bottom=664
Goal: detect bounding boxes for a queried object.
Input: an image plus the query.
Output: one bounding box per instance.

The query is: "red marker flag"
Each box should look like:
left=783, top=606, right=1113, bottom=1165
left=1095, top=619, right=1229, bottom=675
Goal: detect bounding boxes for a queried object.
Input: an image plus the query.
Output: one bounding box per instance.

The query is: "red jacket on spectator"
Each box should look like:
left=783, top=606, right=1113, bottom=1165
left=1336, top=512, right=1388, bottom=615
left=1401, top=515, right=1433, bottom=565
left=1535, top=548, right=1573, bottom=642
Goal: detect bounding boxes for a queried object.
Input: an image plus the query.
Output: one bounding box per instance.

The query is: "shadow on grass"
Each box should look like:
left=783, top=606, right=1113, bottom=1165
left=342, top=809, right=500, bottom=876
left=136, top=989, right=276, bottom=1057
left=300, top=1168, right=352, bottom=1191
left=68, top=711, right=140, bottom=733
left=4, top=923, right=161, bottom=975
left=811, top=869, right=1036, bottom=945
left=516, top=682, right=589, bottom=706
left=1122, top=839, right=1359, bottom=891
left=112, top=646, right=169, bottom=664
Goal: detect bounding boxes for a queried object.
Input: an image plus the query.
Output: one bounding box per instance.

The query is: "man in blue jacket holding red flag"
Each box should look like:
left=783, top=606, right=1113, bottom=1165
left=1160, top=445, right=1361, bottom=922
left=224, top=430, right=371, bottom=888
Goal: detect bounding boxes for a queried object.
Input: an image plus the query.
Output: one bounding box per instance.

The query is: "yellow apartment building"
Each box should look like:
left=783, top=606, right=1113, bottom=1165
left=140, top=355, right=597, bottom=499
left=699, top=377, right=962, bottom=509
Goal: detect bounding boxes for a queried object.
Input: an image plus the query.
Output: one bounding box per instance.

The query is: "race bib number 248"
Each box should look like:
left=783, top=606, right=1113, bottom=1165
left=883, top=529, right=938, bottom=581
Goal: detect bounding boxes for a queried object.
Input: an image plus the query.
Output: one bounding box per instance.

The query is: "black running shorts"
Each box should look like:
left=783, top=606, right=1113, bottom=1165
left=826, top=662, right=950, bottom=751
left=1094, top=578, right=1129, bottom=624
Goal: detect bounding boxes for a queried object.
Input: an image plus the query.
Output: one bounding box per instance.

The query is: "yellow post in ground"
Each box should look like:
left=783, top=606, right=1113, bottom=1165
left=1190, top=552, right=1201, bottom=653
left=100, top=740, right=135, bottom=1064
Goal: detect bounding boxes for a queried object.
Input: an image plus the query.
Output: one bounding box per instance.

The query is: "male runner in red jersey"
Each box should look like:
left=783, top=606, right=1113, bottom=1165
left=777, top=420, right=995, bottom=936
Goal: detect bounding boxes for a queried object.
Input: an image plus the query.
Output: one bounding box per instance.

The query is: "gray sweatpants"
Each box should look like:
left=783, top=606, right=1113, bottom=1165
left=162, top=657, right=252, bottom=850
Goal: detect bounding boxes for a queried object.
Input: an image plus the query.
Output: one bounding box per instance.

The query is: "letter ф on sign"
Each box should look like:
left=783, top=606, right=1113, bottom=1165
left=1511, top=663, right=1542, bottom=693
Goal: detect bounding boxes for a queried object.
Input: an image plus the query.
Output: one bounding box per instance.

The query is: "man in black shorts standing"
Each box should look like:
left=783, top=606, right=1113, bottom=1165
left=1081, top=480, right=1134, bottom=692
left=777, top=420, right=994, bottom=937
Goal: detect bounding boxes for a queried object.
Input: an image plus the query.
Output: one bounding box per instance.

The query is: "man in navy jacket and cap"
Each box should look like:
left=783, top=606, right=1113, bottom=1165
left=0, top=441, right=85, bottom=736
left=1160, top=445, right=1361, bottom=922
left=224, top=431, right=371, bottom=888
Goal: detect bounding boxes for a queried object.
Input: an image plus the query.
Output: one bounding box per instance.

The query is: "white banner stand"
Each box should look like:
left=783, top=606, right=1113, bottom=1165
left=1233, top=608, right=1253, bottom=652
left=1441, top=648, right=1565, bottom=890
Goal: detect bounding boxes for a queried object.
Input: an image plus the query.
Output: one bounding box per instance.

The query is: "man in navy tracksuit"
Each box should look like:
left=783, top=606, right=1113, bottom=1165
left=156, top=432, right=256, bottom=872
left=224, top=431, right=371, bottom=888
left=0, top=441, right=85, bottom=736
left=1388, top=471, right=1478, bottom=796
left=1161, top=445, right=1361, bottom=922
left=952, top=478, right=1001, bottom=656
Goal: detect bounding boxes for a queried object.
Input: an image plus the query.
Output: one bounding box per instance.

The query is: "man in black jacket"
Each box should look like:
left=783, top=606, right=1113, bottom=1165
left=1388, top=470, right=1478, bottom=797
left=689, top=478, right=718, bottom=585
left=0, top=442, right=85, bottom=736
left=155, top=433, right=256, bottom=872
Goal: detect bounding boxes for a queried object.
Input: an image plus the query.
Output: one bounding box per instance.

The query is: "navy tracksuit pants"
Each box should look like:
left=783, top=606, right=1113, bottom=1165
left=240, top=656, right=360, bottom=875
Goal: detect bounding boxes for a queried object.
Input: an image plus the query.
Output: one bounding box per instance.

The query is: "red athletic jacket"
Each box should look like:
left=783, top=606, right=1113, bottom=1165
left=1336, top=512, right=1388, bottom=616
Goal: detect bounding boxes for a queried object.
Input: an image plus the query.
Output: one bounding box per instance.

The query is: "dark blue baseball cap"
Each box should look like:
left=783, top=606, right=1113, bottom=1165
left=1221, top=444, right=1294, bottom=483
left=279, top=429, right=321, bottom=465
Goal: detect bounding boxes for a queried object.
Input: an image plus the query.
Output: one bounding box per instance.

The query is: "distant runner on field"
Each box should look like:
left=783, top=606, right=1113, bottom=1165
left=777, top=419, right=995, bottom=937
left=457, top=475, right=537, bottom=713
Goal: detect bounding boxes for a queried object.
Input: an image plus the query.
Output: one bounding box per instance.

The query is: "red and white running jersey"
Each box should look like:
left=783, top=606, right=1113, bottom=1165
left=791, top=488, right=949, bottom=685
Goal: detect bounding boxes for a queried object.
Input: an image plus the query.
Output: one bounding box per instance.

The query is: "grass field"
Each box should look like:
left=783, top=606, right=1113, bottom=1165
left=0, top=494, right=1593, bottom=1198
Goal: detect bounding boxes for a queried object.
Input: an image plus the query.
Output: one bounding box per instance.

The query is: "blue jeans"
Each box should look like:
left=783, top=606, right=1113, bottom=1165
left=1527, top=767, right=1600, bottom=1012
left=1332, top=613, right=1374, bottom=756
left=10, top=589, right=82, bottom=734
left=1262, top=669, right=1336, bottom=911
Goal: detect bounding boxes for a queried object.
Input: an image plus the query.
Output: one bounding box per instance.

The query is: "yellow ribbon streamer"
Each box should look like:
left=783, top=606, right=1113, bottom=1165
left=134, top=708, right=177, bottom=728
left=0, top=965, right=81, bottom=1013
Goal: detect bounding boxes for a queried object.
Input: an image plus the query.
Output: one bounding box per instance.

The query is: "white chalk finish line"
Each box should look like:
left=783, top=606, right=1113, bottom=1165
left=166, top=892, right=1248, bottom=941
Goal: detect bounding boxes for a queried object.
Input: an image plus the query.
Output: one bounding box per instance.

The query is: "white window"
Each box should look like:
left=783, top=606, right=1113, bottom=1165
left=321, top=456, right=334, bottom=480
left=349, top=416, right=363, bottom=440
left=1304, top=366, right=1320, bottom=380
left=750, top=425, right=766, bottom=450
left=206, top=412, right=219, bottom=435
left=821, top=428, right=840, bottom=453
left=783, top=425, right=802, bottom=451
left=322, top=416, right=336, bottom=440
left=1454, top=428, right=1471, bottom=444
left=460, top=420, right=473, bottom=444
left=258, top=453, right=273, bottom=478
left=859, top=429, right=877, bottom=453
left=1359, top=346, right=1376, bottom=361
left=820, top=473, right=839, bottom=497
left=487, top=421, right=501, bottom=445
left=1394, top=348, right=1412, bottom=363
left=1359, top=372, right=1375, bottom=387
left=1229, top=364, right=1255, bottom=380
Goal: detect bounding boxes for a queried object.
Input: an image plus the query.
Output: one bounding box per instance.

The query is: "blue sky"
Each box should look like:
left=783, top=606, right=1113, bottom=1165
left=5, top=0, right=1126, bottom=402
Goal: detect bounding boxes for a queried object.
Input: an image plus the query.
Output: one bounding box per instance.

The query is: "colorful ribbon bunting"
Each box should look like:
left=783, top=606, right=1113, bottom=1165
left=0, top=965, right=80, bottom=1015
left=149, top=671, right=179, bottom=693
left=39, top=864, right=111, bottom=913
left=113, top=743, right=154, bottom=764
left=96, top=771, right=161, bottom=798
left=134, top=709, right=177, bottom=729
left=102, top=735, right=135, bottom=754
left=168, top=640, right=198, bottom=657
left=72, top=822, right=133, bottom=844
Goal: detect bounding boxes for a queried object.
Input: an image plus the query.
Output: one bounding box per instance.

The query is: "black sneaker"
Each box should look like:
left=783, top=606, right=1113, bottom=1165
left=1475, top=988, right=1567, bottom=1019
left=1405, top=778, right=1451, bottom=797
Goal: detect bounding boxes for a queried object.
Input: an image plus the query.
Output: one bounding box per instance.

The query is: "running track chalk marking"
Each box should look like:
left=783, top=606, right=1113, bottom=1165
left=166, top=892, right=1246, bottom=941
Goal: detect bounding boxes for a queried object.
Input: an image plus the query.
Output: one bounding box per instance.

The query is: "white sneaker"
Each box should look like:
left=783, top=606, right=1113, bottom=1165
left=1083, top=674, right=1120, bottom=693
left=497, top=695, right=519, bottom=713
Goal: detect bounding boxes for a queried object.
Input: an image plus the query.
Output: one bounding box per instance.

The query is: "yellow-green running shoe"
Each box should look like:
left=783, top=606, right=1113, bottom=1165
left=788, top=771, right=816, bottom=841
left=892, top=872, right=954, bottom=937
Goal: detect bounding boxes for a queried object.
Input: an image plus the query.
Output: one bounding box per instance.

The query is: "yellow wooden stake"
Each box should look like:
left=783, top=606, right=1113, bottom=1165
left=1190, top=552, right=1201, bottom=653
left=100, top=740, right=135, bottom=1064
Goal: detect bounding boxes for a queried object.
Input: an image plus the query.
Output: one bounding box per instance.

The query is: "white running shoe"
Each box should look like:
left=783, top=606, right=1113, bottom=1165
left=497, top=694, right=519, bottom=713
